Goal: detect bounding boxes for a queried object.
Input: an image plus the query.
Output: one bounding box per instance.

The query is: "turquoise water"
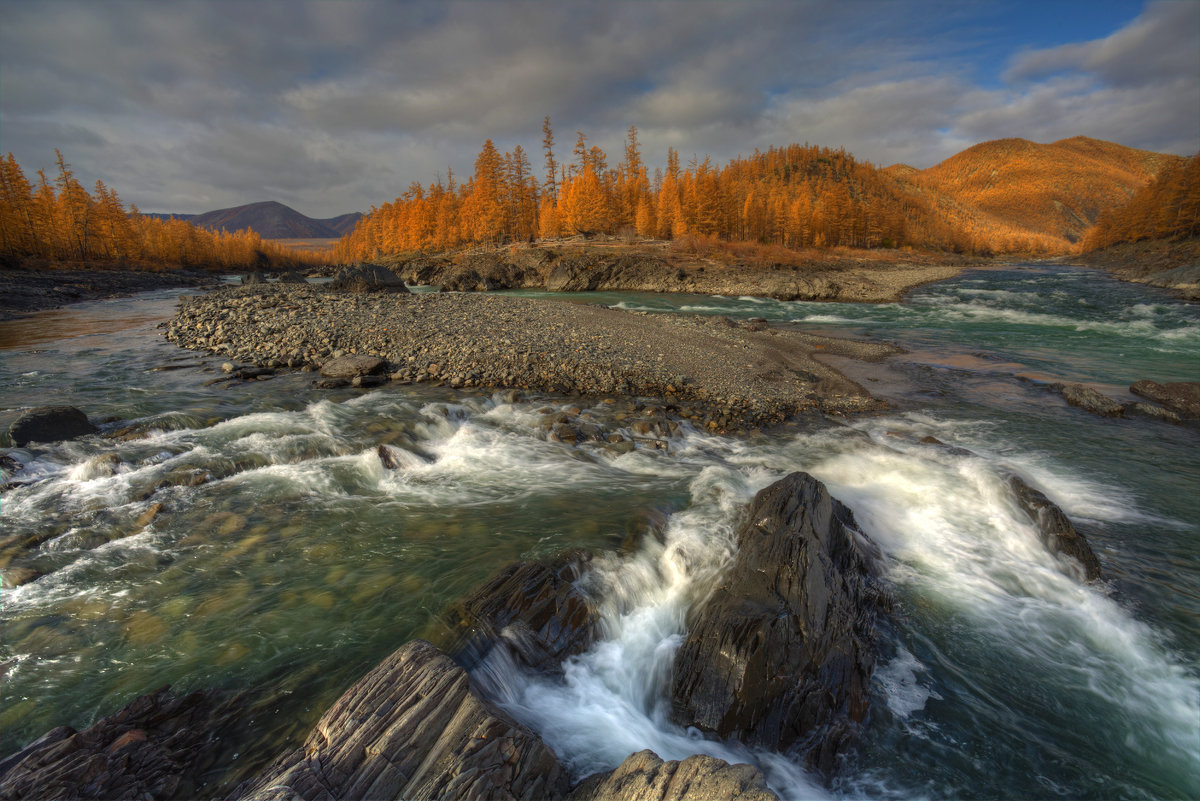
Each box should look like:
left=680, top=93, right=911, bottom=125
left=1, top=264, right=1196, bottom=798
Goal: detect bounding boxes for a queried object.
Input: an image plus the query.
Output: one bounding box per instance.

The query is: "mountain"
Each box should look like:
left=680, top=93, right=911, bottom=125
left=901, top=136, right=1181, bottom=248
left=146, top=201, right=361, bottom=239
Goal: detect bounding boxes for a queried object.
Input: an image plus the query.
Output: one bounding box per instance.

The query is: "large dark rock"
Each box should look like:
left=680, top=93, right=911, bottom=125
left=0, top=686, right=241, bottom=800
left=566, top=749, right=780, bottom=801
left=1052, top=383, right=1124, bottom=417
left=235, top=639, right=570, bottom=801
left=442, top=551, right=599, bottom=675
left=8, top=406, right=98, bottom=446
left=1130, top=380, right=1200, bottom=419
left=670, top=472, right=885, bottom=776
left=277, top=270, right=308, bottom=284
left=320, top=355, right=387, bottom=379
left=1006, top=474, right=1102, bottom=582
left=329, top=263, right=411, bottom=293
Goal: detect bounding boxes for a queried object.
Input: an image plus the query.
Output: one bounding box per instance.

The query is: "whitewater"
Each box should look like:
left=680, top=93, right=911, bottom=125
left=1, top=263, right=1196, bottom=799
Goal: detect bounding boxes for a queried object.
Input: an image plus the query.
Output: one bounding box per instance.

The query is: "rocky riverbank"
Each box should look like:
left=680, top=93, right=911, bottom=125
left=1072, top=239, right=1200, bottom=300
left=165, top=282, right=898, bottom=431
left=373, top=241, right=972, bottom=302
left=0, top=265, right=220, bottom=320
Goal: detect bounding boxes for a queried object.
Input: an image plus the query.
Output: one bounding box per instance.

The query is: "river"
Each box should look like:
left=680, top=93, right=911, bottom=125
left=1, top=263, right=1196, bottom=799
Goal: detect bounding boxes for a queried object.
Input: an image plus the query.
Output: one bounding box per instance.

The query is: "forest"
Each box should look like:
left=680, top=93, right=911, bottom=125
left=1082, top=154, right=1200, bottom=250
left=0, top=152, right=322, bottom=272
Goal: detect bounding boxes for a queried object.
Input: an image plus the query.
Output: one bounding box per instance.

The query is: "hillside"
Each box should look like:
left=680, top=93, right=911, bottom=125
left=148, top=201, right=361, bottom=239
left=906, top=136, right=1180, bottom=250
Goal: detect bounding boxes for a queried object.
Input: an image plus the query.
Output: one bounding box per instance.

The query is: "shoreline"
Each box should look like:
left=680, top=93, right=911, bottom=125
left=165, top=284, right=901, bottom=432
left=0, top=265, right=221, bottom=321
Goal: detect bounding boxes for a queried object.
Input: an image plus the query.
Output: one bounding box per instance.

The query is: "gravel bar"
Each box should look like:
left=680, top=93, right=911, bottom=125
left=165, top=285, right=897, bottom=431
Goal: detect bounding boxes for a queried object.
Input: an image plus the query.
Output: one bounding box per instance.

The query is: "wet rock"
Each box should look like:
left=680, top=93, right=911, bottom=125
left=1130, top=380, right=1200, bottom=419
left=311, top=378, right=349, bottom=389
left=567, top=749, right=779, bottom=801
left=670, top=472, right=885, bottom=777
left=235, top=639, right=569, bottom=801
left=1006, top=474, right=1102, bottom=582
left=443, top=551, right=599, bottom=675
left=1053, top=383, right=1124, bottom=417
left=1122, top=401, right=1182, bottom=424
left=277, top=271, right=307, bottom=284
left=77, top=452, right=122, bottom=479
left=320, top=355, right=387, bottom=379
left=352, top=374, right=387, bottom=388
left=1, top=566, right=41, bottom=589
left=329, top=263, right=411, bottom=293
left=240, top=272, right=267, bottom=285
left=9, top=406, right=98, bottom=447
left=0, top=686, right=243, bottom=801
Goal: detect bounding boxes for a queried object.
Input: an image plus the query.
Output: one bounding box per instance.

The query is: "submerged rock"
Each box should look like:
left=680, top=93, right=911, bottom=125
left=566, top=749, right=780, bottom=801
left=0, top=686, right=242, bottom=801
left=670, top=472, right=885, bottom=776
left=1053, top=383, right=1124, bottom=417
left=8, top=406, right=98, bottom=446
left=1130, top=379, right=1200, bottom=419
left=1006, top=474, right=1102, bottom=582
left=235, top=639, right=569, bottom=801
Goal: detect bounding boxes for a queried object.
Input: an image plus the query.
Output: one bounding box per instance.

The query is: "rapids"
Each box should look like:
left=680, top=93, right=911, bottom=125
left=1, top=264, right=1196, bottom=799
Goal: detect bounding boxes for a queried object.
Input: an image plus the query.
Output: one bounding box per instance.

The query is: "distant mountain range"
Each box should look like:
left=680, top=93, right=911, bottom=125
left=145, top=201, right=361, bottom=239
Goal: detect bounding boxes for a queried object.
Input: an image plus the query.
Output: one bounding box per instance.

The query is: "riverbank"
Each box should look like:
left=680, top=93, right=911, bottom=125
left=1072, top=239, right=1200, bottom=300
left=165, top=284, right=897, bottom=431
left=0, top=264, right=220, bottom=320
left=372, top=240, right=975, bottom=302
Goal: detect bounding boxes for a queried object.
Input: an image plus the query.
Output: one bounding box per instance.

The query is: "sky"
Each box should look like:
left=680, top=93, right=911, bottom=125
left=1, top=0, right=1196, bottom=218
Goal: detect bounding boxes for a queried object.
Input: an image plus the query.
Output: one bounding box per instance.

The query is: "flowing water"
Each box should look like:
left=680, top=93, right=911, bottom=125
left=1, top=264, right=1196, bottom=799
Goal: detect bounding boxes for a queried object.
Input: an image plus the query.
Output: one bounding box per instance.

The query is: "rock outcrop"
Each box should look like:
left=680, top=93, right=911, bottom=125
left=670, top=472, right=885, bottom=776
left=235, top=639, right=570, bottom=801
left=442, top=551, right=599, bottom=675
left=8, top=405, right=98, bottom=446
left=1130, top=379, right=1200, bottom=419
left=1006, top=474, right=1102, bottom=582
left=566, top=750, right=780, bottom=801
left=328, top=263, right=410, bottom=293
left=0, top=686, right=241, bottom=801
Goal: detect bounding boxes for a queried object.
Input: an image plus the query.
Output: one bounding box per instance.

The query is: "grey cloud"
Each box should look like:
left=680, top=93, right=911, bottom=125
left=1, top=0, right=1195, bottom=219
left=1006, top=1, right=1200, bottom=87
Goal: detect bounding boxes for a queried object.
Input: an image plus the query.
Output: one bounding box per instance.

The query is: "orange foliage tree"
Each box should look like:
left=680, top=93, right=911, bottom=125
left=0, top=151, right=326, bottom=271
left=1083, top=154, right=1200, bottom=250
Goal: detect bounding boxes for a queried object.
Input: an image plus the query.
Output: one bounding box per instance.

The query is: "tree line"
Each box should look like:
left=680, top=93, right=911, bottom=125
left=0, top=151, right=322, bottom=271
left=333, top=119, right=1015, bottom=262
left=1083, top=154, right=1200, bottom=250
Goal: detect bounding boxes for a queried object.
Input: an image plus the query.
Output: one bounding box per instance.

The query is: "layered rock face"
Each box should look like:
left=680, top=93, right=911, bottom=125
left=670, top=472, right=887, bottom=776
left=235, top=640, right=570, bottom=801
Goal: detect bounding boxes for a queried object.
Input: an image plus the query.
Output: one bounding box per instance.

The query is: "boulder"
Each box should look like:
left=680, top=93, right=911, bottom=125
left=320, top=355, right=388, bottom=379
left=8, top=406, right=98, bottom=446
left=329, top=263, right=410, bottom=293
left=1130, top=380, right=1200, bottom=419
left=566, top=750, right=780, bottom=801
left=0, top=686, right=242, bottom=801
left=670, top=472, right=885, bottom=776
left=240, top=272, right=267, bottom=285
left=235, top=639, right=570, bottom=801
left=1053, top=383, right=1124, bottom=417
left=443, top=551, right=599, bottom=675
left=277, top=271, right=308, bottom=284
left=1006, top=474, right=1102, bottom=582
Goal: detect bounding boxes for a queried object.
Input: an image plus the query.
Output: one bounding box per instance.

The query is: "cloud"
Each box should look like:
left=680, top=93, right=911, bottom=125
left=0, top=0, right=1195, bottom=218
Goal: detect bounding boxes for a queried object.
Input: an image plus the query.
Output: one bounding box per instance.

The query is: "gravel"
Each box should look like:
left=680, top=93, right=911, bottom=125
left=165, top=284, right=896, bottom=431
